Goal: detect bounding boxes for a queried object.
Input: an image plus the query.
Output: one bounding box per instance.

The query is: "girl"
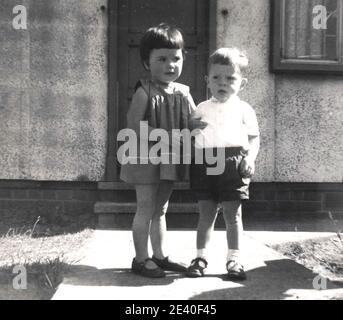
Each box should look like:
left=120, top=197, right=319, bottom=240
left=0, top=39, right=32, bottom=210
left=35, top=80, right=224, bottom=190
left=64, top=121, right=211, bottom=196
left=120, top=23, right=197, bottom=278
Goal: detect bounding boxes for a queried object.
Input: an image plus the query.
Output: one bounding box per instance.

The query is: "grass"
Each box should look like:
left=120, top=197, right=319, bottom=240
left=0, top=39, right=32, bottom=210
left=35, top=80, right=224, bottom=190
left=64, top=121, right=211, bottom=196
left=0, top=216, right=94, bottom=300
left=273, top=235, right=343, bottom=284
left=272, top=216, right=343, bottom=288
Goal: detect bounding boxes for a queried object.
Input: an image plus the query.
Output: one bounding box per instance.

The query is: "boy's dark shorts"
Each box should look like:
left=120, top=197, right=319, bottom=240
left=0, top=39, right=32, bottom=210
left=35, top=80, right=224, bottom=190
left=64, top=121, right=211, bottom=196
left=190, top=147, right=250, bottom=202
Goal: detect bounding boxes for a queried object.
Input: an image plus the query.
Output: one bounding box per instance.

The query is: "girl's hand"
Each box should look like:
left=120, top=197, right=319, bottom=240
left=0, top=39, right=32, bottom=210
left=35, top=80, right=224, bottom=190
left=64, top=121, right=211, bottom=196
left=239, top=156, right=255, bottom=178
left=189, top=116, right=207, bottom=132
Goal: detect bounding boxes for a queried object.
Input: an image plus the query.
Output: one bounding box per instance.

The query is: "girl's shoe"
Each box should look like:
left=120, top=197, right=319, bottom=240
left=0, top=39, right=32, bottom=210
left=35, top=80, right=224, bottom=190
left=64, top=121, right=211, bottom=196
left=131, top=258, right=166, bottom=278
left=226, top=260, right=247, bottom=280
left=185, top=257, right=208, bottom=277
left=152, top=256, right=187, bottom=272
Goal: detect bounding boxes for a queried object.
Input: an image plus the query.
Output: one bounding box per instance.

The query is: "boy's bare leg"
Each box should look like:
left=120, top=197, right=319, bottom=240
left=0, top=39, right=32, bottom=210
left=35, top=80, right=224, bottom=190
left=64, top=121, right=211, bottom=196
left=197, top=200, right=218, bottom=253
left=222, top=200, right=247, bottom=279
left=222, top=200, right=243, bottom=252
left=185, top=200, right=218, bottom=277
left=150, top=181, right=174, bottom=259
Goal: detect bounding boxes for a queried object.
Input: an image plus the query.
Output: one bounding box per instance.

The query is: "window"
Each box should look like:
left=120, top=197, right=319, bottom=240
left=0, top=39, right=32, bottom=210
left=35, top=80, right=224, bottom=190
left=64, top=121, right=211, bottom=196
left=271, top=0, right=343, bottom=73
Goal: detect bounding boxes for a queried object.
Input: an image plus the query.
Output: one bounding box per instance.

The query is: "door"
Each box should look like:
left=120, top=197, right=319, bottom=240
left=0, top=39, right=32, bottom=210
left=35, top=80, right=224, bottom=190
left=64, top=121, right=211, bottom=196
left=106, top=0, right=209, bottom=180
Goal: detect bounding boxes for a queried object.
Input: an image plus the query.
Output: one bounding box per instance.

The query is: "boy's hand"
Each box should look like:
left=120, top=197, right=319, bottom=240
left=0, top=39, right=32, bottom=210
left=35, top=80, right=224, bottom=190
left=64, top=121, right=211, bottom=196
left=189, top=116, right=207, bottom=132
left=159, top=130, right=182, bottom=148
left=171, top=130, right=183, bottom=148
left=239, top=156, right=255, bottom=178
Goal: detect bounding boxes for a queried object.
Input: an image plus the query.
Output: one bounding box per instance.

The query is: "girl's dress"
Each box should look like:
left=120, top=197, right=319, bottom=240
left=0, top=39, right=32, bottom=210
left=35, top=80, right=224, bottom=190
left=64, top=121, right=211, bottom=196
left=120, top=79, right=195, bottom=184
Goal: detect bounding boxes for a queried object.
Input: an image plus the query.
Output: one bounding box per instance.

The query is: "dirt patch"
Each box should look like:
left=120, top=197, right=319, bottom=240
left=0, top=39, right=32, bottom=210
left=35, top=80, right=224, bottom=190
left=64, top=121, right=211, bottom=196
left=273, top=234, right=343, bottom=287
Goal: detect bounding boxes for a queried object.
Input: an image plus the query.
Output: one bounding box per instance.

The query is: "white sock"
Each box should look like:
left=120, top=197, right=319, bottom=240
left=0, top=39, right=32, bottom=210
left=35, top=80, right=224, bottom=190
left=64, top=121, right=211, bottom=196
left=227, top=249, right=240, bottom=262
left=197, top=248, right=208, bottom=260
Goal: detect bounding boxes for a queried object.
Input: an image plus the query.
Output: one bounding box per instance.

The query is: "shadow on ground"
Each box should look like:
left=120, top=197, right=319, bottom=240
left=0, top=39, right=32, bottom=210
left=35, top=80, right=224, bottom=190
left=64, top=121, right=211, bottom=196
left=64, top=265, right=180, bottom=287
left=190, top=259, right=339, bottom=300
left=59, top=258, right=341, bottom=300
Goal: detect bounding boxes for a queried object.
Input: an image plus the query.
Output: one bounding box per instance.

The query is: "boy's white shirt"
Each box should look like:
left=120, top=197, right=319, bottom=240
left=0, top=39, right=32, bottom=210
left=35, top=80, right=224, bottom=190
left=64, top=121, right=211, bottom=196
left=193, top=96, right=259, bottom=149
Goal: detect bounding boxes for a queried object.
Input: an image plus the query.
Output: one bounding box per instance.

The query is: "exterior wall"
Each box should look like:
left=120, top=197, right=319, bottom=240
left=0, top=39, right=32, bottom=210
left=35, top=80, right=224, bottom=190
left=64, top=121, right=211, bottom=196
left=0, top=0, right=108, bottom=181
left=217, top=0, right=343, bottom=183
left=0, top=0, right=342, bottom=224
left=0, top=180, right=98, bottom=233
left=1, top=180, right=342, bottom=232
left=275, top=75, right=343, bottom=182
left=0, top=0, right=342, bottom=184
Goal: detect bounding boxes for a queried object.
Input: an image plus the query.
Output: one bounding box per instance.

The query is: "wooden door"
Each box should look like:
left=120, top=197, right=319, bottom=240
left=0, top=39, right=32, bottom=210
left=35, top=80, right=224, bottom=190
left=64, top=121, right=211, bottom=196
left=106, top=0, right=209, bottom=180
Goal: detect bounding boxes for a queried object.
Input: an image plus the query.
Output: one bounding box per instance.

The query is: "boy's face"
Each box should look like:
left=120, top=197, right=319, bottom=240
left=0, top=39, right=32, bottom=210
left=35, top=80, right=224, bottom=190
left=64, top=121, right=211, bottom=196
left=147, top=48, right=183, bottom=84
left=207, top=63, right=246, bottom=102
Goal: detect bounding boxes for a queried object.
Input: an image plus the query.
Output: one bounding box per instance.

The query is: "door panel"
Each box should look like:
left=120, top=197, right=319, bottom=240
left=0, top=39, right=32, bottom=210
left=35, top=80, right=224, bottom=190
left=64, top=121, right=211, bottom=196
left=110, top=0, right=209, bottom=180
left=127, top=0, right=197, bottom=34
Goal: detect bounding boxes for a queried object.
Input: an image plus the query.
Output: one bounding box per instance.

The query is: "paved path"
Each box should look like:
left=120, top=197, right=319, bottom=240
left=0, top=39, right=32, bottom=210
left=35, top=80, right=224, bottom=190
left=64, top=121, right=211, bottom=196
left=53, top=230, right=343, bottom=300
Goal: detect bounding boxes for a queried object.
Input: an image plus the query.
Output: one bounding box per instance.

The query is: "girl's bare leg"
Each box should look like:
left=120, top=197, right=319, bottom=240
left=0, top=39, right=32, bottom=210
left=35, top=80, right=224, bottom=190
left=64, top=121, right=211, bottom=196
left=150, top=181, right=174, bottom=259
left=133, top=184, right=158, bottom=262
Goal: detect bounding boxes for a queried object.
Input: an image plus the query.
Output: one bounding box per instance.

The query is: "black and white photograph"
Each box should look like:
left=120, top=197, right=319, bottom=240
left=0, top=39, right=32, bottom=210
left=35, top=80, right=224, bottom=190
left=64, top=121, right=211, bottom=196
left=0, top=0, right=342, bottom=306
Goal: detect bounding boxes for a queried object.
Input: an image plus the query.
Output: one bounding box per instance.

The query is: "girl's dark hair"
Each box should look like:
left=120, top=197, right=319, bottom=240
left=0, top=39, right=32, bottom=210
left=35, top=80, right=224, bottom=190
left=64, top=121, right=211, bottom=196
left=140, top=23, right=185, bottom=69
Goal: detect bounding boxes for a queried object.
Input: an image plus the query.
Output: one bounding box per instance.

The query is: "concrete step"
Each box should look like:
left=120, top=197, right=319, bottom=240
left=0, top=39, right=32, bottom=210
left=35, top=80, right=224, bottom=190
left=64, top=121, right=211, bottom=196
left=96, top=201, right=200, bottom=229
left=97, top=182, right=195, bottom=203
left=97, top=181, right=190, bottom=190
left=95, top=201, right=198, bottom=214
left=95, top=201, right=343, bottom=232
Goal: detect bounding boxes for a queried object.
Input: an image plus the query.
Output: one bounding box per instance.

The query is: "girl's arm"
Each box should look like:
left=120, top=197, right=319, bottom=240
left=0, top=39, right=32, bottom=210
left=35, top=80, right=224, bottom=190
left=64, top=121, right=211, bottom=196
left=126, top=87, right=155, bottom=141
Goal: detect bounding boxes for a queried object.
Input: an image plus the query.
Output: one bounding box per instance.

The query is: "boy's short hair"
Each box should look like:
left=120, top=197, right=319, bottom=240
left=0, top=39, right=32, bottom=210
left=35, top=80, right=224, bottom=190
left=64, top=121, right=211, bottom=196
left=140, top=23, right=185, bottom=69
left=209, top=47, right=249, bottom=74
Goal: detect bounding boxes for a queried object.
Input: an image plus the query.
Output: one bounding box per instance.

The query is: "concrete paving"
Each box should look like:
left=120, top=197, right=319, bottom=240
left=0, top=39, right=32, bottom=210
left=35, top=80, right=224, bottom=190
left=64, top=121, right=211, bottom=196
left=52, top=230, right=343, bottom=300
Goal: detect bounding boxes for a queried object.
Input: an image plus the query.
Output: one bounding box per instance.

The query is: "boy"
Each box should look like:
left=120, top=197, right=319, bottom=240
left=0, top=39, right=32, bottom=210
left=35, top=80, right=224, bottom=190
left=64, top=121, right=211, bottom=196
left=187, top=48, right=260, bottom=280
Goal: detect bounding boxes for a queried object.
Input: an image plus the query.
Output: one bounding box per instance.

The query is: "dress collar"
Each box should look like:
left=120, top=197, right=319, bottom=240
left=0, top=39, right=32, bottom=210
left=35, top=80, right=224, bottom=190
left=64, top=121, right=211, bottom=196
left=150, top=79, right=175, bottom=94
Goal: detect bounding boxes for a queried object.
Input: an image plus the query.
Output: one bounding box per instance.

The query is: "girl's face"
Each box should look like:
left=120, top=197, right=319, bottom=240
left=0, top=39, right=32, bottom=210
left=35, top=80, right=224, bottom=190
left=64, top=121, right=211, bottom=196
left=207, top=63, right=246, bottom=103
left=147, top=48, right=183, bottom=84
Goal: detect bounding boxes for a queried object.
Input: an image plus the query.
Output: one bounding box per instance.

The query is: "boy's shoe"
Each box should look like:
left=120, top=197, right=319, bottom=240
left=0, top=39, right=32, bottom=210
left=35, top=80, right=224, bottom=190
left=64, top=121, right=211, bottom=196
left=226, top=260, right=247, bottom=281
left=185, top=257, right=208, bottom=277
left=131, top=258, right=166, bottom=278
left=151, top=256, right=187, bottom=272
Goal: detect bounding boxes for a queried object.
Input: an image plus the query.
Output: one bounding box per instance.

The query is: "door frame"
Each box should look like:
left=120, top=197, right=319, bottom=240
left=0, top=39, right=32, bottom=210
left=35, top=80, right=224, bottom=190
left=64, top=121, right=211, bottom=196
left=105, top=0, right=217, bottom=181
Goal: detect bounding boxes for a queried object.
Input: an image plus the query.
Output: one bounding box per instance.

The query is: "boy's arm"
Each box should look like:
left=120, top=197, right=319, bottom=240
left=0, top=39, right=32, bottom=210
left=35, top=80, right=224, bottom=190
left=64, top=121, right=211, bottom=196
left=240, top=102, right=260, bottom=177
left=246, top=135, right=260, bottom=162
left=240, top=135, right=260, bottom=177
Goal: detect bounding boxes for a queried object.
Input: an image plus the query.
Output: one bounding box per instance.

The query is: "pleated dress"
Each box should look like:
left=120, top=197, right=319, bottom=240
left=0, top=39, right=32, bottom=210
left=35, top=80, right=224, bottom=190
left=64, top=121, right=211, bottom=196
left=120, top=79, right=195, bottom=184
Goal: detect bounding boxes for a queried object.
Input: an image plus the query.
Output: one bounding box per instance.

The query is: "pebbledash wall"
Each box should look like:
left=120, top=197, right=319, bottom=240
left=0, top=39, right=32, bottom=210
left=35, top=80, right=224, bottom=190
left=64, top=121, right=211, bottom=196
left=0, top=0, right=108, bottom=226
left=214, top=0, right=343, bottom=220
left=0, top=0, right=342, bottom=227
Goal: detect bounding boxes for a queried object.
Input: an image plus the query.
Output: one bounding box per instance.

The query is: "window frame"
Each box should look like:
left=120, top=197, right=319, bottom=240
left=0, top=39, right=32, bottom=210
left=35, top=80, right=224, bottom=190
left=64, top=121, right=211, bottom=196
left=271, top=0, right=343, bottom=73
